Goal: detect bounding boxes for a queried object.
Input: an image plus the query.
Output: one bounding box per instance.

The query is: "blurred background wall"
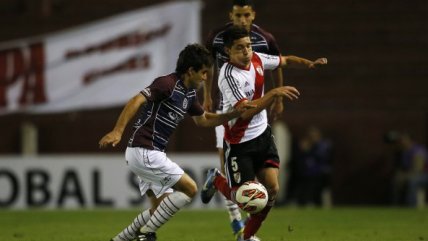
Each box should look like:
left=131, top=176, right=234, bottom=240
left=1, top=0, right=427, bottom=205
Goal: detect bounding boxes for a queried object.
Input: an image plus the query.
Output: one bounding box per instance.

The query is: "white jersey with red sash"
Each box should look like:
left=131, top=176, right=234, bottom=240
left=218, top=52, right=280, bottom=144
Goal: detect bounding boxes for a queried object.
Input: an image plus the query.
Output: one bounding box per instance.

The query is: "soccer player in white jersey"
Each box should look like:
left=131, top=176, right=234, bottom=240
left=98, top=44, right=266, bottom=241
left=203, top=1, right=328, bottom=238
left=201, top=26, right=327, bottom=241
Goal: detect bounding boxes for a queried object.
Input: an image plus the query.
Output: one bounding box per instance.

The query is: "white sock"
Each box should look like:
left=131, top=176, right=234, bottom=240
left=224, top=196, right=242, bottom=221
left=113, top=209, right=151, bottom=241
left=141, top=191, right=191, bottom=233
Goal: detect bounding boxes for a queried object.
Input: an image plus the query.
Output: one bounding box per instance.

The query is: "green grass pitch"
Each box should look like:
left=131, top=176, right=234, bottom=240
left=1, top=207, right=427, bottom=241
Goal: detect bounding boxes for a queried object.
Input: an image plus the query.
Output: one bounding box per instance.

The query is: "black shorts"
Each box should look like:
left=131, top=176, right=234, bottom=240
left=223, top=125, right=280, bottom=187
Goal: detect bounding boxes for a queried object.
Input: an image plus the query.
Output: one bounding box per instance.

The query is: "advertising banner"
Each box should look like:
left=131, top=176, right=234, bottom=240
left=0, top=1, right=201, bottom=114
left=0, top=154, right=224, bottom=209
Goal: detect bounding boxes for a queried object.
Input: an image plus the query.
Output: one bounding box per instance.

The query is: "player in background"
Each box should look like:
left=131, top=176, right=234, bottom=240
left=201, top=26, right=327, bottom=241
left=203, top=0, right=328, bottom=238
left=99, top=44, right=261, bottom=241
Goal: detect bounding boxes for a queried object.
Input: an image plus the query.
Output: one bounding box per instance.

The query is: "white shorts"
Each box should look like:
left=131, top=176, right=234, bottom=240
left=125, top=147, right=184, bottom=198
left=215, top=110, right=225, bottom=149
left=215, top=125, right=225, bottom=149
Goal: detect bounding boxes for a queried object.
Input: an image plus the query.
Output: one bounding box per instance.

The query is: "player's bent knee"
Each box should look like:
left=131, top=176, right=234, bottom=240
left=185, top=181, right=198, bottom=198
left=175, top=174, right=198, bottom=198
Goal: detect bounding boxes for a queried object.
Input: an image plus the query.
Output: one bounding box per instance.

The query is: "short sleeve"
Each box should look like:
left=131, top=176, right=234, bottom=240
left=140, top=76, right=173, bottom=102
left=256, top=52, right=281, bottom=71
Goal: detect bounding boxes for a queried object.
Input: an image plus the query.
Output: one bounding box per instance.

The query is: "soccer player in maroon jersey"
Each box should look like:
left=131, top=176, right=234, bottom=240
left=201, top=26, right=326, bottom=241
left=99, top=43, right=297, bottom=241
left=203, top=0, right=328, bottom=239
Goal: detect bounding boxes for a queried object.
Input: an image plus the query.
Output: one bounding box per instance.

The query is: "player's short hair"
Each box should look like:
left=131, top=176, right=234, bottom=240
left=223, top=26, right=249, bottom=48
left=232, top=0, right=255, bottom=8
left=175, top=44, right=213, bottom=77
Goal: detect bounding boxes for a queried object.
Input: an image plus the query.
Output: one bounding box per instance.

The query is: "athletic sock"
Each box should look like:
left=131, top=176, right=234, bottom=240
left=112, top=209, right=151, bottom=241
left=214, top=174, right=233, bottom=200
left=224, top=196, right=242, bottom=222
left=243, top=199, right=275, bottom=239
left=140, top=191, right=192, bottom=233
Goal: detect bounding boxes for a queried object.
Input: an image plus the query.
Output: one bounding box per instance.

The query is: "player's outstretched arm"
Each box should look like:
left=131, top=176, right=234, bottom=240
left=281, top=55, right=328, bottom=69
left=192, top=102, right=256, bottom=127
left=238, top=86, right=300, bottom=120
left=99, top=94, right=146, bottom=148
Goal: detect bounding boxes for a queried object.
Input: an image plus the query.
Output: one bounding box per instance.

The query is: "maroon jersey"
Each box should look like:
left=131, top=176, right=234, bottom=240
left=205, top=23, right=281, bottom=110
left=128, top=73, right=204, bottom=151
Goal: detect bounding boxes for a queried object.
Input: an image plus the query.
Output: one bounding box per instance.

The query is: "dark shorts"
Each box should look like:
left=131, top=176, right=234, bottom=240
left=223, top=125, right=280, bottom=187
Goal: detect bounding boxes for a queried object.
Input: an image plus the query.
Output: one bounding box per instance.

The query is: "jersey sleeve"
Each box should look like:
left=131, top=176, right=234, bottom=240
left=140, top=76, right=173, bottom=102
left=256, top=52, right=281, bottom=71
left=187, top=94, right=205, bottom=116
left=218, top=65, right=248, bottom=108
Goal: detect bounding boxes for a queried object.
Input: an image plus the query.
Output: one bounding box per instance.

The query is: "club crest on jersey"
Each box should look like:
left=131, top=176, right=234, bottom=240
left=142, top=88, right=151, bottom=97
left=183, top=98, right=188, bottom=109
left=234, top=172, right=241, bottom=183
left=256, top=66, right=264, bottom=76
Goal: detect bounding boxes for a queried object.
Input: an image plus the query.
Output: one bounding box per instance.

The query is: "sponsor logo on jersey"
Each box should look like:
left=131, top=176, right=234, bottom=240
left=168, top=112, right=178, bottom=120
left=244, top=81, right=250, bottom=87
left=168, top=112, right=183, bottom=124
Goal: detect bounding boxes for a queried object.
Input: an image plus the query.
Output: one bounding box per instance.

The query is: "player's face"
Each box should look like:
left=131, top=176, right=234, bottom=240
left=230, top=5, right=255, bottom=31
left=227, top=37, right=252, bottom=68
left=187, top=65, right=210, bottom=89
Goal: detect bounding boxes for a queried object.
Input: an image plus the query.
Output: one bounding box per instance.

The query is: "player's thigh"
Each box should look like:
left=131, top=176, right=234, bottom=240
left=224, top=144, right=256, bottom=187
left=173, top=173, right=197, bottom=198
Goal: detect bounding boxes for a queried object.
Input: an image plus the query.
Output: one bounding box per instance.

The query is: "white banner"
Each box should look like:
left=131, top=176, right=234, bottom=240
left=0, top=154, right=225, bottom=209
left=0, top=1, right=201, bottom=114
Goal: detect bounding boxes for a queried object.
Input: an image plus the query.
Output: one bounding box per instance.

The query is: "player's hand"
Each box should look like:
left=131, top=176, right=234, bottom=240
left=272, top=86, right=300, bottom=101
left=310, top=58, right=328, bottom=68
left=99, top=131, right=122, bottom=148
left=235, top=101, right=257, bottom=113
left=270, top=98, right=284, bottom=121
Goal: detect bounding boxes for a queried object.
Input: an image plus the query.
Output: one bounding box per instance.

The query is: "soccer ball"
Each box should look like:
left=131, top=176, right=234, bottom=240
left=235, top=181, right=268, bottom=214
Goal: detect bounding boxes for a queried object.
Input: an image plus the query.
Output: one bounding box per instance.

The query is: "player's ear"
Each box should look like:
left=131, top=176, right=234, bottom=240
left=224, top=46, right=231, bottom=56
left=187, top=67, right=195, bottom=75
left=184, top=67, right=193, bottom=79
left=229, top=11, right=233, bottom=21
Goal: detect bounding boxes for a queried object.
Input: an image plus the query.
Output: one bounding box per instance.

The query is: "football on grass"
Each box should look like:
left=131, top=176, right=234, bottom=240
left=235, top=181, right=268, bottom=214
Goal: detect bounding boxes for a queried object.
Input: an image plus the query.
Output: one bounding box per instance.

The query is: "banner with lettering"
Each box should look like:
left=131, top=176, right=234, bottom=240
left=0, top=154, right=224, bottom=209
left=0, top=1, right=201, bottom=115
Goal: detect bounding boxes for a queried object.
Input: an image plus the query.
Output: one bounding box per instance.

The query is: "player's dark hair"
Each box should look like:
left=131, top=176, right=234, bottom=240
left=223, top=26, right=249, bottom=48
left=175, top=44, right=213, bottom=77
left=232, top=0, right=255, bottom=8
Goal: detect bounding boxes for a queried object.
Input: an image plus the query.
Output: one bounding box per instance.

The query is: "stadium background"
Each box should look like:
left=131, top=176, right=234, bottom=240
left=0, top=0, right=427, bottom=206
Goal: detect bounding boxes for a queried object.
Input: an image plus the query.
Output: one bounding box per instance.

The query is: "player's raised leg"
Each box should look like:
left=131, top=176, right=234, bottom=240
left=243, top=167, right=279, bottom=240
